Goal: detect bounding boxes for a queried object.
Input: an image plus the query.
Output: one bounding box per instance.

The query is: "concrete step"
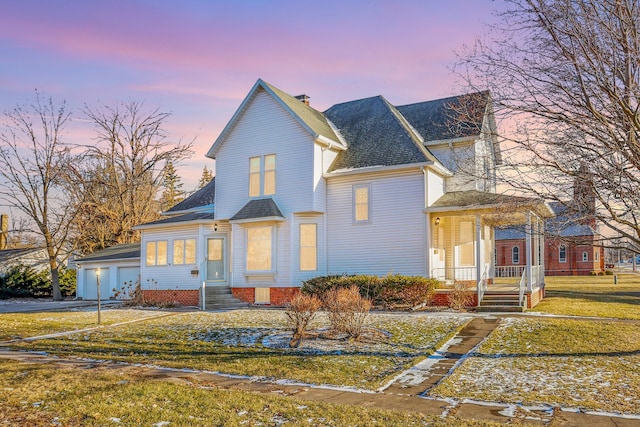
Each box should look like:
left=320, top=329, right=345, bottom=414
left=202, top=286, right=249, bottom=310
left=476, top=304, right=525, bottom=313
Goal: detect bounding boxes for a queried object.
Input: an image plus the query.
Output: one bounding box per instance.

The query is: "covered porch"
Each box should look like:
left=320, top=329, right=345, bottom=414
left=426, top=191, right=553, bottom=310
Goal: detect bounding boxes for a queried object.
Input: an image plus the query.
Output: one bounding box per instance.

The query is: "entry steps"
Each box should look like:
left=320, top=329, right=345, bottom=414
left=476, top=292, right=525, bottom=313
left=203, top=286, right=250, bottom=311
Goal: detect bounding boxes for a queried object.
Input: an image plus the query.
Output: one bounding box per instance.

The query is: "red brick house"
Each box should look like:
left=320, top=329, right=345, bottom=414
left=495, top=201, right=604, bottom=276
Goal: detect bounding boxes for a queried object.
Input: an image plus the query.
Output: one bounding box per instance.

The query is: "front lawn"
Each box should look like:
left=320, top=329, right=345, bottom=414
left=0, top=308, right=166, bottom=341
left=431, top=316, right=640, bottom=414
left=531, top=274, right=640, bottom=319
left=7, top=310, right=470, bottom=390
left=0, top=359, right=501, bottom=427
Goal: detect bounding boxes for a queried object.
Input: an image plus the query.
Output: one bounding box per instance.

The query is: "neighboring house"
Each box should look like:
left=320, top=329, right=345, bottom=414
left=496, top=201, right=604, bottom=276
left=75, top=243, right=141, bottom=300
left=0, top=247, right=50, bottom=278
left=133, top=79, right=552, bottom=310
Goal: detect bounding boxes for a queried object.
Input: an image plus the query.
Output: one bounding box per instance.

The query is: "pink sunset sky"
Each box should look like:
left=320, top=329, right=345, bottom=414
left=1, top=0, right=506, bottom=189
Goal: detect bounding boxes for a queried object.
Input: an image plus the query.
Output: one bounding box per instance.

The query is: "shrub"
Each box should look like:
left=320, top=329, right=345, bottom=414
left=301, top=274, right=380, bottom=300
left=605, top=269, right=614, bottom=275
left=448, top=281, right=474, bottom=311
left=376, top=274, right=439, bottom=309
left=58, top=266, right=76, bottom=297
left=0, top=265, right=51, bottom=298
left=285, top=293, right=322, bottom=348
left=323, top=285, right=371, bottom=340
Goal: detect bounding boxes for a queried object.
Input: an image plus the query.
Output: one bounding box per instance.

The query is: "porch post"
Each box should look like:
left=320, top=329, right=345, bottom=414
left=425, top=214, right=431, bottom=277
left=475, top=214, right=482, bottom=288
left=540, top=217, right=545, bottom=279
left=526, top=211, right=533, bottom=292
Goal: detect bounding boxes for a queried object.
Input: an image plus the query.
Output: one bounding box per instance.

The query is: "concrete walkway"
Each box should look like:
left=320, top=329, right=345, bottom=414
left=2, top=314, right=638, bottom=425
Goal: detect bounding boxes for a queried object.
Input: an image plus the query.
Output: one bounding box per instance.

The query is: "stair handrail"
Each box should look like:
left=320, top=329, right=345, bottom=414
left=477, top=265, right=489, bottom=305
left=200, top=281, right=206, bottom=311
left=518, top=269, right=526, bottom=308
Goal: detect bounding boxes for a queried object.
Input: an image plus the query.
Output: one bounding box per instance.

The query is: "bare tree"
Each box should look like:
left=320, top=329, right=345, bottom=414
left=0, top=91, right=78, bottom=300
left=72, top=101, right=193, bottom=254
left=457, top=0, right=640, bottom=247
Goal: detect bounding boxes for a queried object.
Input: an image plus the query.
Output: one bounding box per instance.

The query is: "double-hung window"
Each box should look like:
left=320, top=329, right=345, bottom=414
left=146, top=241, right=168, bottom=266
left=299, top=223, right=317, bottom=271
left=512, top=246, right=520, bottom=264
left=353, top=184, right=370, bottom=223
left=173, top=239, right=196, bottom=265
left=249, top=154, right=276, bottom=197
left=559, top=245, right=567, bottom=263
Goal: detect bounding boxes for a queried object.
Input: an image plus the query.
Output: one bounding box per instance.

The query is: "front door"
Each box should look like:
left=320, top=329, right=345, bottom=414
left=206, top=237, right=226, bottom=283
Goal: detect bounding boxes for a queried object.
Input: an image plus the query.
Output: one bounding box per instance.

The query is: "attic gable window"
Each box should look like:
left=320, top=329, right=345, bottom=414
left=249, top=154, right=276, bottom=197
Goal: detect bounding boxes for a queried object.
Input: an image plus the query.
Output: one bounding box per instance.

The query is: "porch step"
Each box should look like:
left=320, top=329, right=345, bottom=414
left=203, top=286, right=250, bottom=311
left=477, top=294, right=525, bottom=313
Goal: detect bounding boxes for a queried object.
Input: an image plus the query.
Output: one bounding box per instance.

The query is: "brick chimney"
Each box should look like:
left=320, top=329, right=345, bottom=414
left=294, top=94, right=310, bottom=106
left=0, top=214, right=7, bottom=250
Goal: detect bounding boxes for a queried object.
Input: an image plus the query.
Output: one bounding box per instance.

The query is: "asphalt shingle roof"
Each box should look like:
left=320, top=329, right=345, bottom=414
left=396, top=91, right=489, bottom=142
left=230, top=198, right=284, bottom=221
left=140, top=212, right=216, bottom=227
left=76, top=243, right=140, bottom=262
left=324, top=96, right=436, bottom=171
left=166, top=178, right=215, bottom=213
left=0, top=248, right=43, bottom=263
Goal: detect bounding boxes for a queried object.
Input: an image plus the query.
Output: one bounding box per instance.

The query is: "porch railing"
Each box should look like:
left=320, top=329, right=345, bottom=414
left=431, top=267, right=476, bottom=283
left=494, top=265, right=526, bottom=278
left=531, top=265, right=544, bottom=288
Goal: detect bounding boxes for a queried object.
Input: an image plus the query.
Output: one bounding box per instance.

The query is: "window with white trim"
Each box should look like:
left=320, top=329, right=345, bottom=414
left=582, top=251, right=588, bottom=262
left=299, top=223, right=317, bottom=271
left=247, top=226, right=273, bottom=272
left=512, top=246, right=520, bottom=264
left=559, top=245, right=567, bottom=263
left=173, top=239, right=196, bottom=265
left=353, top=184, right=370, bottom=223
left=146, top=241, right=167, bottom=266
left=459, top=221, right=475, bottom=266
left=249, top=154, right=276, bottom=197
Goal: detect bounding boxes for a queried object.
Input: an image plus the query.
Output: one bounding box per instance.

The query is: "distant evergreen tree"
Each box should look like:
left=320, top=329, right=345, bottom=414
left=160, top=161, right=185, bottom=210
left=197, top=166, right=214, bottom=189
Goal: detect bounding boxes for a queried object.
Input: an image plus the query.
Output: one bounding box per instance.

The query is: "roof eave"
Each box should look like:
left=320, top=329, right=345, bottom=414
left=133, top=218, right=217, bottom=230
left=229, top=216, right=285, bottom=225
left=325, top=162, right=447, bottom=178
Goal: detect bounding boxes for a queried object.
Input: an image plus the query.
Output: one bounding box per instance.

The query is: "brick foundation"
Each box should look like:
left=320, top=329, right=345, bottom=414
left=142, top=290, right=199, bottom=307
left=432, top=290, right=478, bottom=308
left=231, top=287, right=300, bottom=306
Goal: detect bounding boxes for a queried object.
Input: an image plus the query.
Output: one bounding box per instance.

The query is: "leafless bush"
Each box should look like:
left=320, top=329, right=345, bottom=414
left=285, top=293, right=322, bottom=348
left=448, top=281, right=474, bottom=311
left=323, top=286, right=372, bottom=340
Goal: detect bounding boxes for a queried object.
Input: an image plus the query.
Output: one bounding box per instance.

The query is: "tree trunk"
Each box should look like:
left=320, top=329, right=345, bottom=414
left=50, top=265, right=62, bottom=301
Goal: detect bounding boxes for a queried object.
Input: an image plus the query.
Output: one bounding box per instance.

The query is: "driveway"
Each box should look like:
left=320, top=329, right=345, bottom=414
left=0, top=299, right=122, bottom=313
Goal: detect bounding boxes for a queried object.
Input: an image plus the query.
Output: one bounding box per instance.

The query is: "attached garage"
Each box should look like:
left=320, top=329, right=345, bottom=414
left=74, top=244, right=141, bottom=300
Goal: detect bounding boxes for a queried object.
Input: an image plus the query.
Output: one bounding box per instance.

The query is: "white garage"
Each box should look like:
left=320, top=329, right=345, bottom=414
left=75, top=244, right=140, bottom=300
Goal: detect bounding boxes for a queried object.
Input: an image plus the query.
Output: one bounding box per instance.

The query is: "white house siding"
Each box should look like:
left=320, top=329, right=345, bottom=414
left=427, top=169, right=444, bottom=206
left=230, top=219, right=292, bottom=288
left=214, top=89, right=317, bottom=219
left=326, top=170, right=427, bottom=277
left=140, top=225, right=201, bottom=291
left=429, top=141, right=478, bottom=193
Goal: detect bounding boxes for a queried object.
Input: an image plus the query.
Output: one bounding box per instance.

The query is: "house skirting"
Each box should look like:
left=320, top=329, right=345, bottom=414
left=142, top=290, right=199, bottom=307
left=231, top=287, right=298, bottom=306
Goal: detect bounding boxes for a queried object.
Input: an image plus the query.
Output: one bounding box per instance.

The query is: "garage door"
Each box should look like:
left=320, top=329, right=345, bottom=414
left=116, top=267, right=140, bottom=299
left=84, top=268, right=111, bottom=300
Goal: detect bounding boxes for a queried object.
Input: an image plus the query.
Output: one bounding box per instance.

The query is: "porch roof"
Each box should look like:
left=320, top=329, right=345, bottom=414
left=426, top=190, right=553, bottom=222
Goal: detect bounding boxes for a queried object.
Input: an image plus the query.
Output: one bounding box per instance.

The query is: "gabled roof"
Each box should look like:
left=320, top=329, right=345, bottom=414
left=0, top=248, right=45, bottom=264
left=230, top=198, right=284, bottom=222
left=546, top=201, right=596, bottom=237
left=396, top=91, right=490, bottom=142
left=164, top=178, right=215, bottom=214
left=207, top=79, right=345, bottom=159
left=135, top=212, right=217, bottom=229
left=323, top=96, right=440, bottom=172
left=429, top=190, right=554, bottom=218
left=76, top=243, right=141, bottom=263
left=495, top=227, right=527, bottom=240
